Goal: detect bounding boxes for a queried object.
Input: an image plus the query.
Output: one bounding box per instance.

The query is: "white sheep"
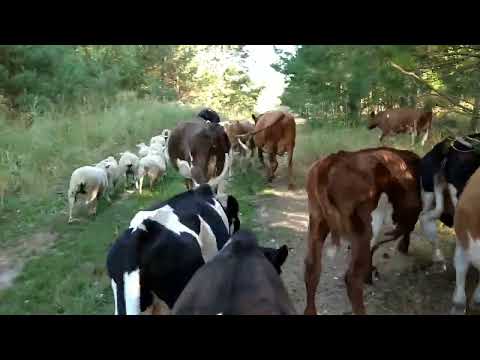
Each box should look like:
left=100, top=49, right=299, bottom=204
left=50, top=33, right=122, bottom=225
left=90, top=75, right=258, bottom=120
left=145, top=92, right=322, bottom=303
left=138, top=151, right=167, bottom=194
left=136, top=143, right=151, bottom=158
left=150, top=135, right=166, bottom=148
left=118, top=151, right=140, bottom=190
left=67, top=166, right=110, bottom=223
left=95, top=156, right=121, bottom=195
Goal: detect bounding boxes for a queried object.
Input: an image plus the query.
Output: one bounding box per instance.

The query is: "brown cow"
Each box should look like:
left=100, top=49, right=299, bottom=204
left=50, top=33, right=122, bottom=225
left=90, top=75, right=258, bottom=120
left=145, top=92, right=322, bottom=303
left=167, top=120, right=231, bottom=191
left=304, top=147, right=422, bottom=315
left=451, top=167, right=480, bottom=315
left=368, top=108, right=433, bottom=146
left=246, top=110, right=296, bottom=189
left=224, top=120, right=256, bottom=157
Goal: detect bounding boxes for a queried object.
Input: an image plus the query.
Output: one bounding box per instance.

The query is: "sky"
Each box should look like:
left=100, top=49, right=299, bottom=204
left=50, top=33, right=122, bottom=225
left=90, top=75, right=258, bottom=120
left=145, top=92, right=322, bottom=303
left=243, top=45, right=296, bottom=113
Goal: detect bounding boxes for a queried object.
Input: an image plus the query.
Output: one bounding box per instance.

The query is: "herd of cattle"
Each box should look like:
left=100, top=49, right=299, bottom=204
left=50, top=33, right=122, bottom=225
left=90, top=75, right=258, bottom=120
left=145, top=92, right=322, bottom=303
left=67, top=106, right=480, bottom=315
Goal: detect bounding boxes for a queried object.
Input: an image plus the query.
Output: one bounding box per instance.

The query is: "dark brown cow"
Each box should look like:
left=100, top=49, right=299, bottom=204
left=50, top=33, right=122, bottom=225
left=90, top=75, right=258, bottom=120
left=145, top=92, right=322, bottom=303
left=167, top=120, right=231, bottom=191
left=244, top=110, right=296, bottom=189
left=172, top=229, right=295, bottom=315
left=304, top=147, right=422, bottom=315
left=368, top=108, right=433, bottom=146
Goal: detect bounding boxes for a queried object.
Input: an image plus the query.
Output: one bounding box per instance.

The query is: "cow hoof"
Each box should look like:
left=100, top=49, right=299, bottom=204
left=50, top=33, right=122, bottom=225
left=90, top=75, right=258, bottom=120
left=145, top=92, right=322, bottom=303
left=469, top=300, right=480, bottom=312
left=304, top=308, right=317, bottom=316
left=288, top=184, right=295, bottom=191
left=430, top=261, right=447, bottom=273
left=450, top=304, right=466, bottom=315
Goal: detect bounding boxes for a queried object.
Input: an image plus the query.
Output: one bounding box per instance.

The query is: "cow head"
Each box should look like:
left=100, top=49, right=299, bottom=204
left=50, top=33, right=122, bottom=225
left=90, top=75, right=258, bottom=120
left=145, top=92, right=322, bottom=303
left=260, top=245, right=289, bottom=275
left=198, top=108, right=221, bottom=124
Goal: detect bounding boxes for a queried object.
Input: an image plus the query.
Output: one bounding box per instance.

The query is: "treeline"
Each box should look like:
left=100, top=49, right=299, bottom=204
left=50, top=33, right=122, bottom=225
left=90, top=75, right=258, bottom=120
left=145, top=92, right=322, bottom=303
left=0, top=45, right=262, bottom=120
left=275, top=45, right=480, bottom=130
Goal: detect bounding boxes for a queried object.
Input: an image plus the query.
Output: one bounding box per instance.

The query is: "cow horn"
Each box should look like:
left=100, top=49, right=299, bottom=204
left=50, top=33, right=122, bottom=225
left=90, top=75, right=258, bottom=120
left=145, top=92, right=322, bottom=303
left=207, top=153, right=230, bottom=189
left=237, top=137, right=249, bottom=152
left=176, top=158, right=192, bottom=179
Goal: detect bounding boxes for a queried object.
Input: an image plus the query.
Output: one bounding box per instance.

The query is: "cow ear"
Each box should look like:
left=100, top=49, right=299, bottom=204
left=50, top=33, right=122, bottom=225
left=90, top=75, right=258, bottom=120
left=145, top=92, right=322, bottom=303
left=251, top=114, right=257, bottom=123
left=370, top=111, right=375, bottom=118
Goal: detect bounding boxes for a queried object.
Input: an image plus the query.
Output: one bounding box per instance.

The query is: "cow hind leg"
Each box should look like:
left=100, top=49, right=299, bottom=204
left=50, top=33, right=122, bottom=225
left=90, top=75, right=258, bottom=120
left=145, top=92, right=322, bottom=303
left=287, top=146, right=295, bottom=190
left=421, top=129, right=429, bottom=146
left=258, top=148, right=265, bottom=167
left=451, top=245, right=469, bottom=315
left=469, top=241, right=480, bottom=311
left=267, top=150, right=278, bottom=183
left=304, top=216, right=329, bottom=315
left=345, top=234, right=370, bottom=315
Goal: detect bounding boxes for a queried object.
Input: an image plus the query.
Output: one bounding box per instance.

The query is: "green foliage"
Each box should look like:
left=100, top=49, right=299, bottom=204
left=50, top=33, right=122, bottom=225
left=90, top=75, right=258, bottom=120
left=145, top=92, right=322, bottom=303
left=0, top=45, right=261, bottom=118
left=276, top=45, right=480, bottom=129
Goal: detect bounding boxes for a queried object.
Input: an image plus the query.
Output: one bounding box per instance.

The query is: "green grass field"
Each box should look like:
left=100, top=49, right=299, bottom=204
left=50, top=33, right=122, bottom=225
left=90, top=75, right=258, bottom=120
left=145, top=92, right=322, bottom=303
left=0, top=106, right=460, bottom=314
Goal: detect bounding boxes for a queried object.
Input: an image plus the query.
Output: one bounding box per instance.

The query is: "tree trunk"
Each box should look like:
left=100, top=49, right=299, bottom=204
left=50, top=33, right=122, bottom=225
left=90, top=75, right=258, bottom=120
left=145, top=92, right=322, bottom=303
left=470, top=96, right=480, bottom=131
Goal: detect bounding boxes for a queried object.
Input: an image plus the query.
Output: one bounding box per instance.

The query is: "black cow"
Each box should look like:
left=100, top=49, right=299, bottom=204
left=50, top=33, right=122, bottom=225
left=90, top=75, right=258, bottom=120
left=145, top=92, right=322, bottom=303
left=197, top=108, right=221, bottom=124
left=172, top=230, right=296, bottom=315
left=419, top=133, right=480, bottom=265
left=106, top=184, right=240, bottom=315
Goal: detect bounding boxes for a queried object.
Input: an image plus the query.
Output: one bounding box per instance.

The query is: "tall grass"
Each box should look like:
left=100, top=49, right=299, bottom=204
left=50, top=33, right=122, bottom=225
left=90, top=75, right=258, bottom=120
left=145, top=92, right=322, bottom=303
left=0, top=98, right=195, bottom=202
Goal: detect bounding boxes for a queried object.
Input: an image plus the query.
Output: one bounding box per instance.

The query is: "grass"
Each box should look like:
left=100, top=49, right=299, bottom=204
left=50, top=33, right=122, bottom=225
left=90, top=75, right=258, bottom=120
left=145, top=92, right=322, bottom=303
left=0, top=172, right=186, bottom=314
left=0, top=108, right=461, bottom=314
left=0, top=96, right=267, bottom=314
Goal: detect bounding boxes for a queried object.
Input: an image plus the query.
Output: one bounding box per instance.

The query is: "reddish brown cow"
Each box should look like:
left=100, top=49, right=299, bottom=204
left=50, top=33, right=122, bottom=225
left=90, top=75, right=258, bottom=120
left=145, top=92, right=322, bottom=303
left=247, top=111, right=296, bottom=189
left=368, top=108, right=433, bottom=146
left=304, top=147, right=422, bottom=315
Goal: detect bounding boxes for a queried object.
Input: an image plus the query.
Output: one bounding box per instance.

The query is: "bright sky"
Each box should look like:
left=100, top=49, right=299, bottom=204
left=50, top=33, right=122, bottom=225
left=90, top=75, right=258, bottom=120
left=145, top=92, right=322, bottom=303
left=243, top=45, right=297, bottom=113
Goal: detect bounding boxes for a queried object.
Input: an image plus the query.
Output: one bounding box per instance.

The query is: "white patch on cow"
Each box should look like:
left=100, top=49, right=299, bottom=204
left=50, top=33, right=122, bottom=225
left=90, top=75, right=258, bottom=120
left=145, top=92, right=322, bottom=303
left=468, top=233, right=480, bottom=304
left=129, top=205, right=220, bottom=262
left=129, top=206, right=198, bottom=239
left=453, top=233, right=480, bottom=308
left=448, top=183, right=459, bottom=208
left=111, top=279, right=119, bottom=315
left=370, top=193, right=393, bottom=249
left=210, top=199, right=230, bottom=233
left=198, top=215, right=219, bottom=262
left=129, top=210, right=158, bottom=231
left=419, top=176, right=447, bottom=263
left=124, top=269, right=141, bottom=315
left=453, top=244, right=468, bottom=307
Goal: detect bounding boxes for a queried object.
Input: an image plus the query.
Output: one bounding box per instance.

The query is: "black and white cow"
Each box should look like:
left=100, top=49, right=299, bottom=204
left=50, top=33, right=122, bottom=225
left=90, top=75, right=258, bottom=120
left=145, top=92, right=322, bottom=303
left=106, top=184, right=240, bottom=315
left=419, top=133, right=480, bottom=264
left=172, top=229, right=295, bottom=315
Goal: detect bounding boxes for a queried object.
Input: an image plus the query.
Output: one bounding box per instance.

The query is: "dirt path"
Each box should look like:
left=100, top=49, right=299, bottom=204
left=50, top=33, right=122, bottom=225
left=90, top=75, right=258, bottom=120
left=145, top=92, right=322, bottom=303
left=253, top=156, right=469, bottom=315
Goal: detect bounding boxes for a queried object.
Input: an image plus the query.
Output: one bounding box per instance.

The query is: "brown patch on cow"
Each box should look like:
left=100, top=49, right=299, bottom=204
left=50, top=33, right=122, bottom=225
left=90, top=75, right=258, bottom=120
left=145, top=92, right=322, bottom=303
left=454, top=169, right=480, bottom=250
